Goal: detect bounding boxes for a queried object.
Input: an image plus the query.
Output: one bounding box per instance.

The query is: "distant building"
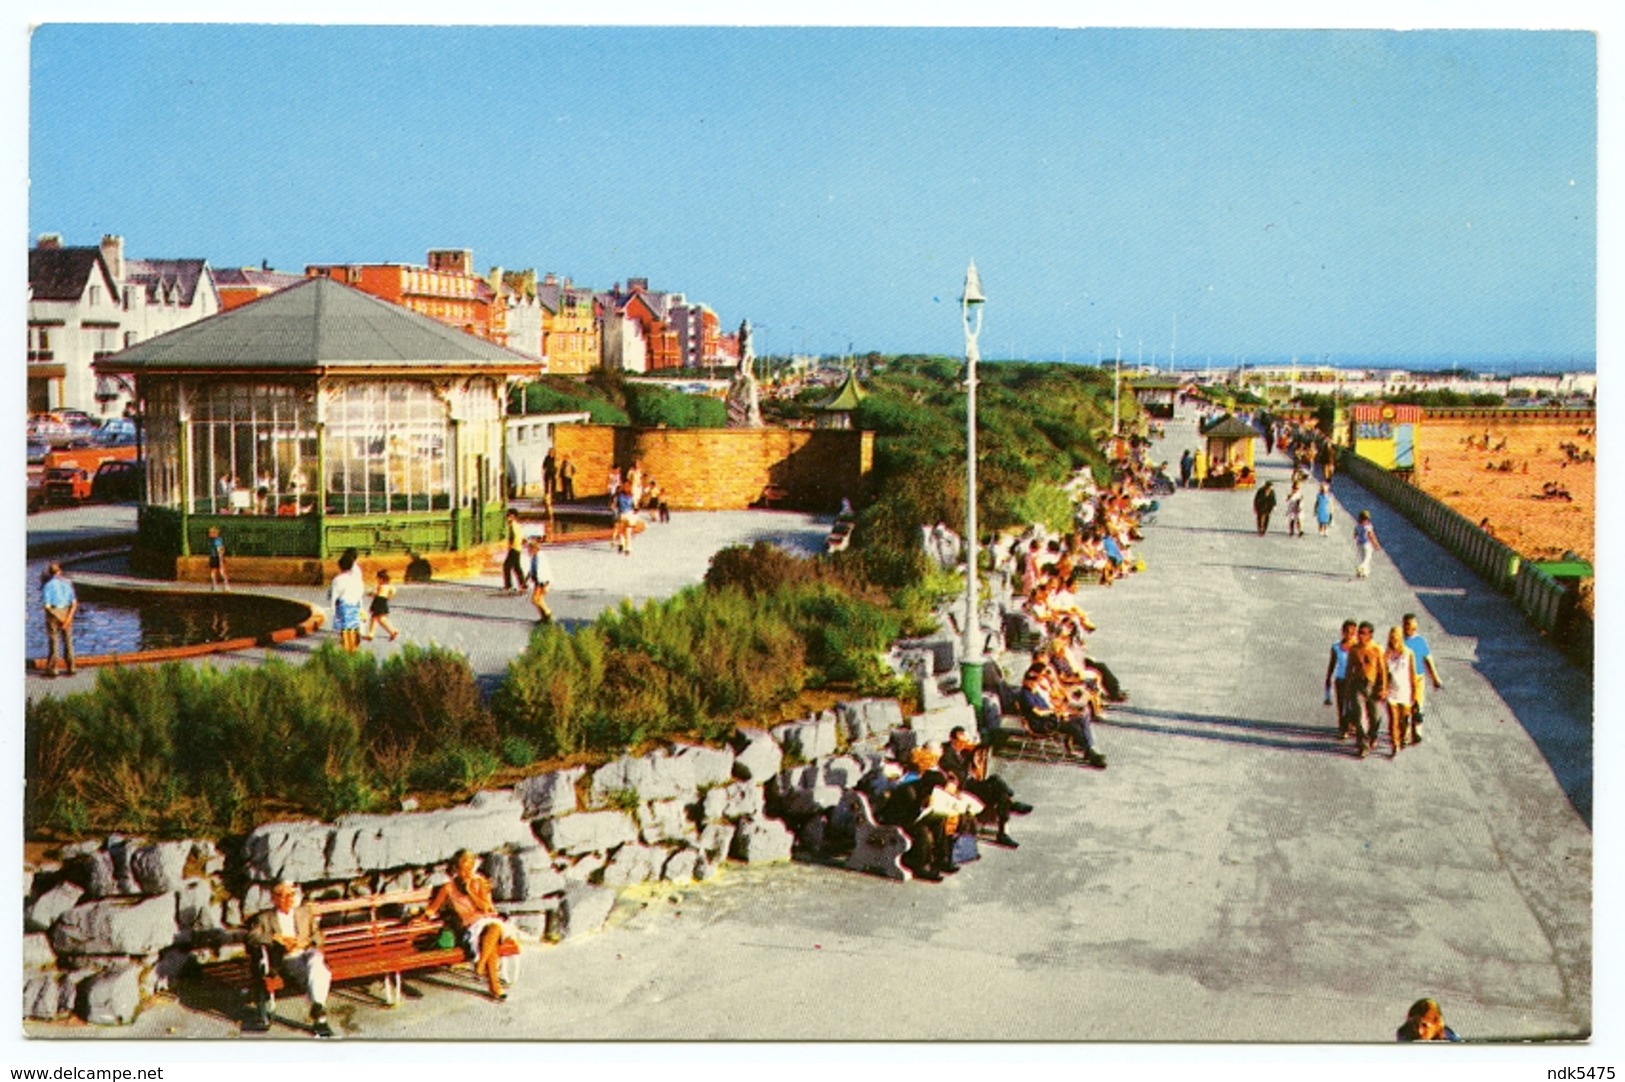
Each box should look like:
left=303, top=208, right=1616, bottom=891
left=305, top=248, right=503, bottom=347
left=598, top=279, right=682, bottom=372
left=215, top=266, right=305, bottom=311
left=537, top=274, right=600, bottom=375
left=27, top=233, right=220, bottom=416
left=497, top=268, right=544, bottom=361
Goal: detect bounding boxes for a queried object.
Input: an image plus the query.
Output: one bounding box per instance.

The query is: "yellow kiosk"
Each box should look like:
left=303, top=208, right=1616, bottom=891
left=1199, top=414, right=1258, bottom=488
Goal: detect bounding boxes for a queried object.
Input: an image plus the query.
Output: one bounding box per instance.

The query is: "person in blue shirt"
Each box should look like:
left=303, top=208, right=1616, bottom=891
left=1400, top=613, right=1444, bottom=745
left=40, top=562, right=78, bottom=677
left=207, top=526, right=230, bottom=591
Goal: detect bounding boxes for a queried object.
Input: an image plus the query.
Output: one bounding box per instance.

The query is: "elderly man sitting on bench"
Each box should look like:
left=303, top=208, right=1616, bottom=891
left=245, top=880, right=333, bottom=1036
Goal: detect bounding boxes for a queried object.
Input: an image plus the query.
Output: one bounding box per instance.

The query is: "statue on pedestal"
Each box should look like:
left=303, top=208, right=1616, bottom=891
left=726, top=318, right=763, bottom=428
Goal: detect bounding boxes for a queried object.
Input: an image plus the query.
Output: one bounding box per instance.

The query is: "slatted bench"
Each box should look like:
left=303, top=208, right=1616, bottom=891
left=215, top=887, right=520, bottom=1025
left=989, top=714, right=1102, bottom=766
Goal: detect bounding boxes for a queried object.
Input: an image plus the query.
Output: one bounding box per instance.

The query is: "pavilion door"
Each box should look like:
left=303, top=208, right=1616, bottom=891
left=1394, top=424, right=1415, bottom=469
left=473, top=453, right=488, bottom=543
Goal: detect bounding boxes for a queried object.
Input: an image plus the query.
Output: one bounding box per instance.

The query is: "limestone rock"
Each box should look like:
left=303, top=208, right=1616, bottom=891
left=697, top=822, right=736, bottom=865
left=771, top=713, right=837, bottom=762
left=536, top=810, right=638, bottom=856
left=591, top=750, right=697, bottom=806
left=561, top=853, right=605, bottom=885
left=488, top=846, right=564, bottom=902
left=601, top=844, right=665, bottom=887
left=22, top=933, right=56, bottom=970
left=130, top=842, right=190, bottom=896
left=662, top=848, right=698, bottom=883
left=554, top=885, right=615, bottom=940
left=175, top=878, right=223, bottom=937
left=730, top=728, right=782, bottom=782
left=701, top=781, right=764, bottom=823
left=817, top=754, right=867, bottom=790
left=52, top=896, right=180, bottom=957
left=777, top=784, right=845, bottom=820
left=907, top=702, right=979, bottom=747
left=638, top=799, right=696, bottom=845
left=837, top=698, right=905, bottom=744
left=671, top=744, right=735, bottom=789
left=26, top=880, right=84, bottom=933
left=327, top=792, right=533, bottom=879
left=515, top=767, right=585, bottom=820
left=730, top=817, right=794, bottom=864
left=241, top=820, right=331, bottom=884
left=81, top=962, right=144, bottom=1025
left=23, top=972, right=72, bottom=1020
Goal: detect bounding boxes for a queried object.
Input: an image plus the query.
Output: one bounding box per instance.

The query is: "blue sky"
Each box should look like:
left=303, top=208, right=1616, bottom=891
left=25, top=24, right=1597, bottom=365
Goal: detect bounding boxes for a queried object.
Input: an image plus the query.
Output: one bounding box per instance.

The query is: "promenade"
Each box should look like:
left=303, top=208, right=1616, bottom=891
left=26, top=416, right=1593, bottom=1043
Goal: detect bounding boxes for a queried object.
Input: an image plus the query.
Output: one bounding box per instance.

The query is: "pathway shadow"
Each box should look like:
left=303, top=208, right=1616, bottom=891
left=1330, top=473, right=1593, bottom=825
left=1208, top=563, right=1352, bottom=581
left=1103, top=704, right=1353, bottom=758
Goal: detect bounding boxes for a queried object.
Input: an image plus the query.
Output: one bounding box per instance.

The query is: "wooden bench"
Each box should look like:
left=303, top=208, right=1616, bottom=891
left=216, top=888, right=520, bottom=1023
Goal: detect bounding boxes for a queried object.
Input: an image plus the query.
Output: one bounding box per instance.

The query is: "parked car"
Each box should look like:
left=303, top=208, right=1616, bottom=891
left=27, top=438, right=51, bottom=464
left=96, top=418, right=138, bottom=445
left=90, top=459, right=145, bottom=502
left=43, top=465, right=96, bottom=505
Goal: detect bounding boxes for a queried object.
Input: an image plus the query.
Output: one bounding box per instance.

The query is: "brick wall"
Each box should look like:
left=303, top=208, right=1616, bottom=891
left=550, top=425, right=873, bottom=512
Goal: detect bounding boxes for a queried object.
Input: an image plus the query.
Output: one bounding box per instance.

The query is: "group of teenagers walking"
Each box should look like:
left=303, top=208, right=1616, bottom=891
left=1325, top=613, right=1443, bottom=759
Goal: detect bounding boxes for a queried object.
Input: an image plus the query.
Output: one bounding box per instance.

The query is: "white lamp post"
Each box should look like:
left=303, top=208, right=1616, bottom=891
left=960, top=261, right=987, bottom=708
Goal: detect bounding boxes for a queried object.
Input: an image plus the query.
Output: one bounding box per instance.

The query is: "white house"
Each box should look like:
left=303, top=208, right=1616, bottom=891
left=27, top=234, right=220, bottom=416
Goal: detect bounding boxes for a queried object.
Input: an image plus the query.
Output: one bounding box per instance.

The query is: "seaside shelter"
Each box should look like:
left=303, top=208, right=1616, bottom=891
left=1199, top=413, right=1258, bottom=488
left=96, top=277, right=541, bottom=581
left=1129, top=378, right=1182, bottom=419
left=1350, top=403, right=1423, bottom=471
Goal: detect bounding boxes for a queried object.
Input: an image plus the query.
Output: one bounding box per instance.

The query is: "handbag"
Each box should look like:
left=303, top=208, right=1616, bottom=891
left=950, top=832, right=980, bottom=865
left=436, top=928, right=457, bottom=950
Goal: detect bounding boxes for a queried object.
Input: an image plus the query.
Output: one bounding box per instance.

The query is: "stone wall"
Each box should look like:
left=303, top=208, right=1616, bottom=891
left=551, top=425, right=873, bottom=513
left=22, top=696, right=936, bottom=1028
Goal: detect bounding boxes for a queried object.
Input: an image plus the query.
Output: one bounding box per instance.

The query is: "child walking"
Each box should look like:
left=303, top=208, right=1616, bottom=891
left=363, top=569, right=400, bottom=641
left=207, top=526, right=230, bottom=591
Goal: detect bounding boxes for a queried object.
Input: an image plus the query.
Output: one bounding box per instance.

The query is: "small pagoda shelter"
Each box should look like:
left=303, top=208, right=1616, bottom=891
left=1199, top=413, right=1259, bottom=488
left=815, top=369, right=867, bottom=429
left=97, top=277, right=540, bottom=581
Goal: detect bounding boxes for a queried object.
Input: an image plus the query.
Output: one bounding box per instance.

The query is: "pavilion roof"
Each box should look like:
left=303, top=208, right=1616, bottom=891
left=96, top=276, right=540, bottom=374
left=1200, top=414, right=1259, bottom=440
left=817, top=370, right=868, bottom=412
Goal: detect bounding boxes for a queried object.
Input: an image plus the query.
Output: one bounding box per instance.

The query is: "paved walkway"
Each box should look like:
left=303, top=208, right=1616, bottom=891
left=25, top=416, right=1593, bottom=1043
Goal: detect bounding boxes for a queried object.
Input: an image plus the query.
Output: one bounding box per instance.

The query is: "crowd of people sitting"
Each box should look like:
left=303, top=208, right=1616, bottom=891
left=987, top=449, right=1160, bottom=771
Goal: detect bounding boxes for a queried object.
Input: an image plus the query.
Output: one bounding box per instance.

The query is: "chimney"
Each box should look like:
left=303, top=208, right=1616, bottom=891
left=36, top=233, right=62, bottom=250
left=100, top=234, right=125, bottom=279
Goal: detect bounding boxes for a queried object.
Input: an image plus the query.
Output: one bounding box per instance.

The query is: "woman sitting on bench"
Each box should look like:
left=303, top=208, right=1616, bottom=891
left=428, top=850, right=518, bottom=1001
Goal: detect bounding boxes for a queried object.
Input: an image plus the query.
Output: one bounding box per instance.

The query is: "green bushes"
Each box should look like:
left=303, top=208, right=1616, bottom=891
left=24, top=644, right=494, bottom=839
